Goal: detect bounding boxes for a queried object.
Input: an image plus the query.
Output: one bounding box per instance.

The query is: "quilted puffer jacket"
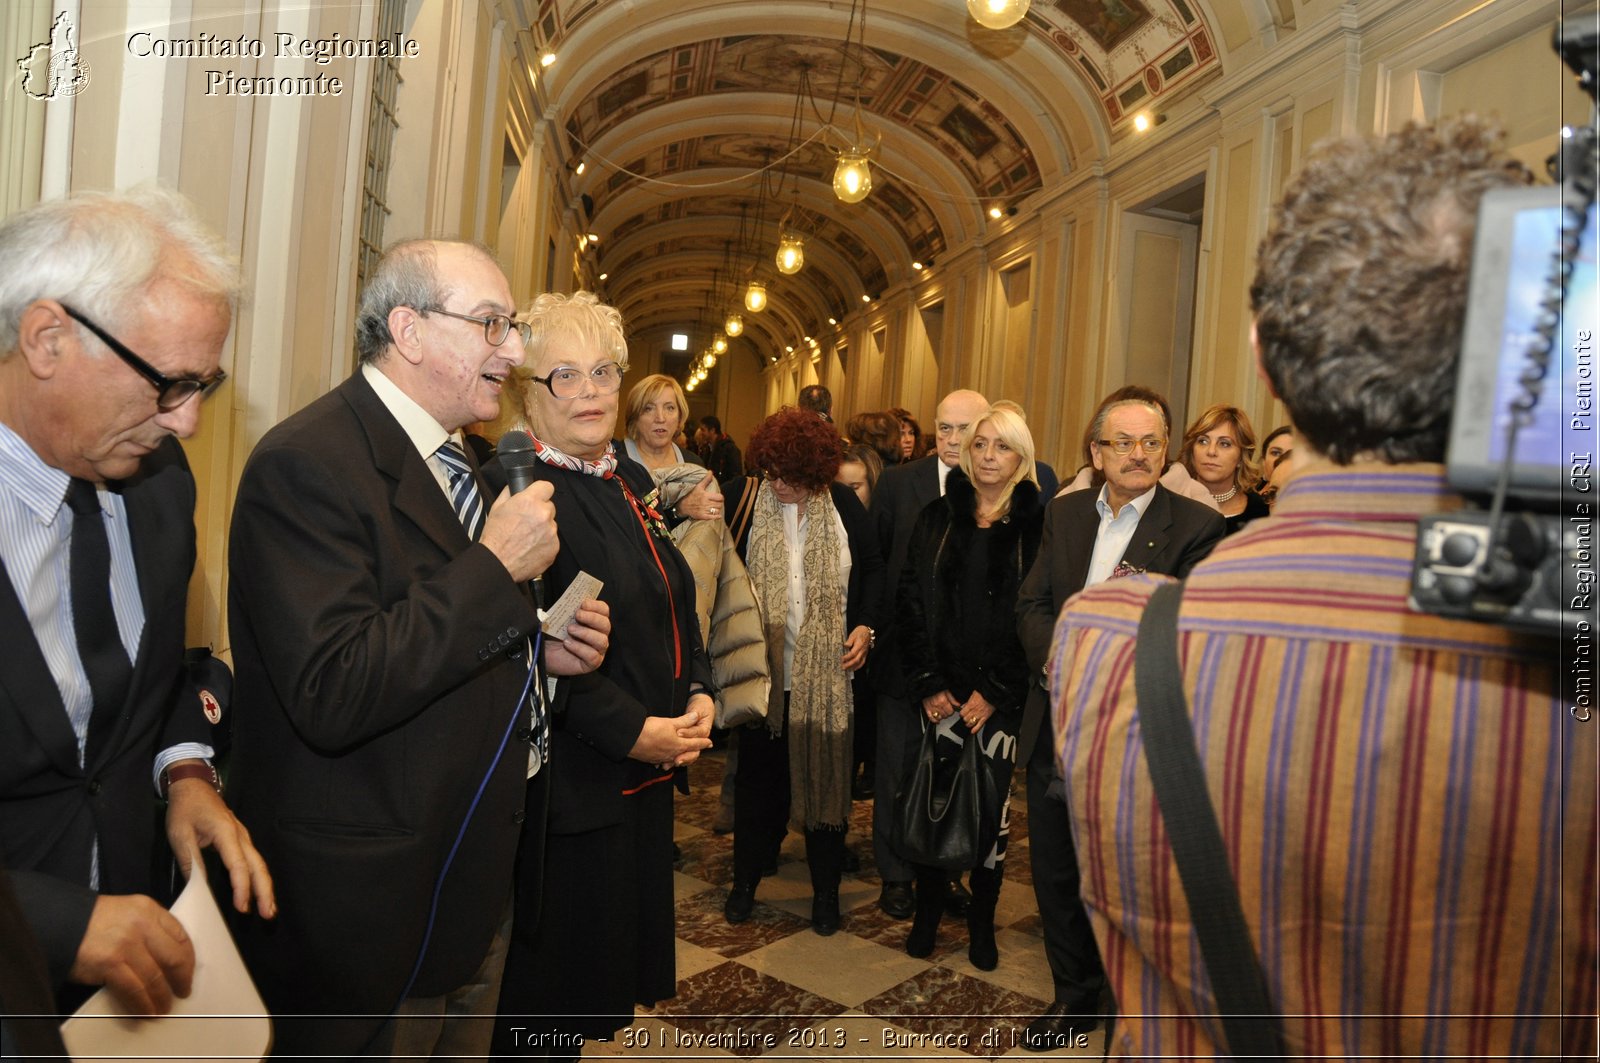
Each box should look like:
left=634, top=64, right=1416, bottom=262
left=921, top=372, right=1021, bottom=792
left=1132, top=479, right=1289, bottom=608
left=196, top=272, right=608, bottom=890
left=651, top=464, right=770, bottom=727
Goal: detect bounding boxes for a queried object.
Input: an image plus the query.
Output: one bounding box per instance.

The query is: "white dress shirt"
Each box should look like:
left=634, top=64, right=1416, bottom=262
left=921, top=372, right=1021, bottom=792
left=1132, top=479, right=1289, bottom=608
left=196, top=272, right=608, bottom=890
left=1084, top=483, right=1158, bottom=588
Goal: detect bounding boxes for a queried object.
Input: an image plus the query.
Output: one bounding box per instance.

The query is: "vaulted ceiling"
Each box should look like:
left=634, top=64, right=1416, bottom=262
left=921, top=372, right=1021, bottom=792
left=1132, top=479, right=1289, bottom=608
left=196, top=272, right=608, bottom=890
left=510, top=0, right=1269, bottom=367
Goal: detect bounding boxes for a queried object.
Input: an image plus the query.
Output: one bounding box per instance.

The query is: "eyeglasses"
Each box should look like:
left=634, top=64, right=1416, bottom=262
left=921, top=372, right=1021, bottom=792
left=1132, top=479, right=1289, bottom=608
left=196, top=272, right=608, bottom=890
left=61, top=305, right=227, bottom=412
left=528, top=362, right=624, bottom=399
left=1096, top=436, right=1167, bottom=456
left=422, top=306, right=531, bottom=348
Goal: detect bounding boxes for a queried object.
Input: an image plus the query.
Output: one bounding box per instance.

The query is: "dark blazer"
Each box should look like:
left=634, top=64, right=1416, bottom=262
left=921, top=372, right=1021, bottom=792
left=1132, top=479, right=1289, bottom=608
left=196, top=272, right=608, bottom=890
left=510, top=455, right=714, bottom=834
left=1014, top=483, right=1224, bottom=763
left=722, top=478, right=886, bottom=641
left=0, top=437, right=210, bottom=987
left=866, top=454, right=943, bottom=697
left=898, top=473, right=1045, bottom=717
left=226, top=373, right=541, bottom=1053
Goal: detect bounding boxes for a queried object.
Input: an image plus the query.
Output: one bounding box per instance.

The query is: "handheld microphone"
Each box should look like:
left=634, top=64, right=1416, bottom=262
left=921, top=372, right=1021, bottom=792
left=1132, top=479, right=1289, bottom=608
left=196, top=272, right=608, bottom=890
left=496, top=429, right=541, bottom=496
left=496, top=430, right=549, bottom=610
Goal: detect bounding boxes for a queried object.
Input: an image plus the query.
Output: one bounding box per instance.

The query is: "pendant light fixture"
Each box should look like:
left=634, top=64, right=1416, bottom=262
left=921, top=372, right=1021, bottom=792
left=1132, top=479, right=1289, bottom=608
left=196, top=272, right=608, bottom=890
left=966, top=0, right=1030, bottom=30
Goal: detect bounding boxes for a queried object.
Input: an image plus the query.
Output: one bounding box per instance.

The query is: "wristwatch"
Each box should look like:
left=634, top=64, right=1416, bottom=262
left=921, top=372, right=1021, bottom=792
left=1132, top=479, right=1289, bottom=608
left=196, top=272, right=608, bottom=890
left=159, top=761, right=223, bottom=799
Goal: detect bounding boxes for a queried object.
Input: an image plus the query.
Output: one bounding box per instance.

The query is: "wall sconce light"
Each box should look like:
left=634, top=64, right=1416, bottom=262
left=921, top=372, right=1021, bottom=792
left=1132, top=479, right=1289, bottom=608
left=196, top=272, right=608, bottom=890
left=540, top=51, right=556, bottom=67
left=1132, top=111, right=1168, bottom=133
left=861, top=293, right=872, bottom=303
left=827, top=316, right=838, bottom=325
left=574, top=161, right=586, bottom=176
left=744, top=282, right=768, bottom=313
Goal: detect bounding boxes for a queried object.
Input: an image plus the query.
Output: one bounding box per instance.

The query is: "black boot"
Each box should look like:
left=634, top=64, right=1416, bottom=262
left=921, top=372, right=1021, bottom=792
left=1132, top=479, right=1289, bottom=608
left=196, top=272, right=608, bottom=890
left=724, top=878, right=757, bottom=924
left=811, top=889, right=840, bottom=935
left=905, top=868, right=945, bottom=958
left=966, top=864, right=1001, bottom=971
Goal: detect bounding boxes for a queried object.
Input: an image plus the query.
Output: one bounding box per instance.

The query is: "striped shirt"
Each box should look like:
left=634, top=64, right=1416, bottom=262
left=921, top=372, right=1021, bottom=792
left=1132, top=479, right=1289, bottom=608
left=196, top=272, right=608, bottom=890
left=1049, top=462, right=1596, bottom=1059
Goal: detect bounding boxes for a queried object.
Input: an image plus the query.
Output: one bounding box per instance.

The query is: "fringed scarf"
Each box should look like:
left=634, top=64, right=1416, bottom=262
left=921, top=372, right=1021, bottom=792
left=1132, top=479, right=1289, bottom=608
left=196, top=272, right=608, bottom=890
left=746, top=482, right=853, bottom=830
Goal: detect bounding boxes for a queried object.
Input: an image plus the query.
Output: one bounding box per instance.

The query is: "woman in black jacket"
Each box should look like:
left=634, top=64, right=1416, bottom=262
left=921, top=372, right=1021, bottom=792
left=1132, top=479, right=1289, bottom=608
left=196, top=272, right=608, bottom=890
left=896, top=405, right=1045, bottom=969
left=720, top=407, right=885, bottom=935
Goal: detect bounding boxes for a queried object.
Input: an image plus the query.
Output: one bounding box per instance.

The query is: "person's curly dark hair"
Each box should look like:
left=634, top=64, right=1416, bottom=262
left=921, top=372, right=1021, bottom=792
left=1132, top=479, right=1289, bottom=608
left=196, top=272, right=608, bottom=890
left=1250, top=116, right=1529, bottom=464
left=748, top=407, right=843, bottom=491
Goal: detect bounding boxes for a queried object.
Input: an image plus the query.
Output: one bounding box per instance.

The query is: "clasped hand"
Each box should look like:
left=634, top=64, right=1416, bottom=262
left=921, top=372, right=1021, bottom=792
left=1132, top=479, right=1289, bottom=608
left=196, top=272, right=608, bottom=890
left=629, top=692, right=714, bottom=770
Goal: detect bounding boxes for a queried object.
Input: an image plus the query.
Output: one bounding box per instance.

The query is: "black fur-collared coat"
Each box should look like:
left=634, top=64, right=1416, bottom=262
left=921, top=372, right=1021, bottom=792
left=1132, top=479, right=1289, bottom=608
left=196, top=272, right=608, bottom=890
left=895, top=471, right=1044, bottom=720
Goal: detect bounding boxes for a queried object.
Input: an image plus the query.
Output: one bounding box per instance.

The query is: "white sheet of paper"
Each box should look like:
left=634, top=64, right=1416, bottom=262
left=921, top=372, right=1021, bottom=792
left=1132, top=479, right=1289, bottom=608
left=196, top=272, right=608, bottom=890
left=60, top=849, right=272, bottom=1062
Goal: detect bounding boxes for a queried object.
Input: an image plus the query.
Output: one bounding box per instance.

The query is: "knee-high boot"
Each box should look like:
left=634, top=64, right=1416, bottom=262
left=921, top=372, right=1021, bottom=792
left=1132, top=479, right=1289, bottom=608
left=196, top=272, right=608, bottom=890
left=905, top=867, right=946, bottom=958
left=967, top=864, right=1002, bottom=971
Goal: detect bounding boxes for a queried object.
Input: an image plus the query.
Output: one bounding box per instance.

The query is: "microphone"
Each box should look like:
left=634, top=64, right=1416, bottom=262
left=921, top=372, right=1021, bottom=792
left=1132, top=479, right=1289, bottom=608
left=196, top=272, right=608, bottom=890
left=496, top=430, right=549, bottom=610
left=496, top=430, right=541, bottom=496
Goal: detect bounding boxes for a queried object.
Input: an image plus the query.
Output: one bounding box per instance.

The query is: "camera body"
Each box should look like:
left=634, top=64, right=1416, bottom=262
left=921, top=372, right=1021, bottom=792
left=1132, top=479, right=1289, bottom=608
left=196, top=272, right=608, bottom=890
left=1411, top=18, right=1597, bottom=639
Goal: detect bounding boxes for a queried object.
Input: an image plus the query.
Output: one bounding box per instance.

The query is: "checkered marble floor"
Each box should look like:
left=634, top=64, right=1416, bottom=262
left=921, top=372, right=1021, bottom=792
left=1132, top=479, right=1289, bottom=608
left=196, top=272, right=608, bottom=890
left=581, top=749, right=1106, bottom=1061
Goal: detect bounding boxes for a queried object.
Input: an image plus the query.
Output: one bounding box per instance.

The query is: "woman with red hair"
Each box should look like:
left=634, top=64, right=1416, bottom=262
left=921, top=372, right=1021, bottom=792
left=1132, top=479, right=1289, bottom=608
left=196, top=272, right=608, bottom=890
left=719, top=408, right=885, bottom=935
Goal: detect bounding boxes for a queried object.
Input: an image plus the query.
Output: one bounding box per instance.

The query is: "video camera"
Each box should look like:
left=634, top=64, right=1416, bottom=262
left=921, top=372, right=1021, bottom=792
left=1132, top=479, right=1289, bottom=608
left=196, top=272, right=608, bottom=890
left=1410, top=12, right=1598, bottom=642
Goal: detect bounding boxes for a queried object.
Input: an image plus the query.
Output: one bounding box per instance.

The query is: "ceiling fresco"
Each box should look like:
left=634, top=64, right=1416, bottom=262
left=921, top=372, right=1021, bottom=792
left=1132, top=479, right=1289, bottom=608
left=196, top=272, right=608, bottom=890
left=520, top=0, right=1224, bottom=357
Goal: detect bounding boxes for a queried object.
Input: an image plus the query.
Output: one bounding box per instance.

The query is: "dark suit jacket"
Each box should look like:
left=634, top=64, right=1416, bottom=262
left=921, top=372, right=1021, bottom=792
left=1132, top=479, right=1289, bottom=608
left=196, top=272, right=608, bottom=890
left=0, top=437, right=209, bottom=987
left=866, top=455, right=943, bottom=698
left=226, top=373, right=541, bottom=1051
left=1014, top=483, right=1224, bottom=763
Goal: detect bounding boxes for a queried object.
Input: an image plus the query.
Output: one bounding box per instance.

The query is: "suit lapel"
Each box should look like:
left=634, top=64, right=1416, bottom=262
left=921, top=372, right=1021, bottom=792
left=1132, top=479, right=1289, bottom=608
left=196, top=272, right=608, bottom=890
left=1063, top=494, right=1098, bottom=595
left=1121, top=486, right=1175, bottom=572
left=343, top=375, right=472, bottom=557
left=0, top=558, right=80, bottom=774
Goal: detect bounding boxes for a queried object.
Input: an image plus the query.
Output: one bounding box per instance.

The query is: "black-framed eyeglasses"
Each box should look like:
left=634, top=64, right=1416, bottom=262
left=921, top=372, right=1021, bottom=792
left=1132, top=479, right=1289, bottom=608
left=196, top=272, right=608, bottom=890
left=61, top=305, right=227, bottom=412
left=528, top=363, right=624, bottom=399
left=1095, top=436, right=1167, bottom=456
left=421, top=306, right=531, bottom=348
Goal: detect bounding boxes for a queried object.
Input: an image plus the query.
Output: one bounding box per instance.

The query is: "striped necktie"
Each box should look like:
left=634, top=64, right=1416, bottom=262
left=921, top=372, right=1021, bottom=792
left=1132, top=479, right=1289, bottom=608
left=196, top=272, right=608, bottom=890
left=435, top=440, right=485, bottom=541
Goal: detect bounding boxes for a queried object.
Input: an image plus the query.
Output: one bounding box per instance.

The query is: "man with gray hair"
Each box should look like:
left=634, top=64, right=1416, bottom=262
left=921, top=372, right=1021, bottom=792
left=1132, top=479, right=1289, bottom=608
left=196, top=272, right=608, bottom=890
left=1012, top=391, right=1223, bottom=1048
left=0, top=188, right=274, bottom=1021
left=227, top=239, right=608, bottom=1057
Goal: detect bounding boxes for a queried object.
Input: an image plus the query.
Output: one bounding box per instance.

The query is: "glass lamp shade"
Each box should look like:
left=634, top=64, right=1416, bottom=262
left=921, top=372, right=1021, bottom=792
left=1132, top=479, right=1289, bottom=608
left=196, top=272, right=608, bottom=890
left=744, top=281, right=768, bottom=313
left=705, top=352, right=718, bottom=368
left=832, top=152, right=872, bottom=204
left=725, top=313, right=744, bottom=336
left=775, top=233, right=805, bottom=274
left=966, top=0, right=1030, bottom=29
left=712, top=335, right=728, bottom=354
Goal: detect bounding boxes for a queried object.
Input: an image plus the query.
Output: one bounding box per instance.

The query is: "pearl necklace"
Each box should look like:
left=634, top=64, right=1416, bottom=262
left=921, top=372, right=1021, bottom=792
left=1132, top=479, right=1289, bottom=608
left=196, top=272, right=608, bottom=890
left=1211, top=485, right=1238, bottom=504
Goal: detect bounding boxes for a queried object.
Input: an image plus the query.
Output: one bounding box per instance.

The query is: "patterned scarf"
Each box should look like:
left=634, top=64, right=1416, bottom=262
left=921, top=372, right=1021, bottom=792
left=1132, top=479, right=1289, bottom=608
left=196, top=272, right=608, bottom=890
left=524, top=427, right=619, bottom=479
left=746, top=482, right=853, bottom=830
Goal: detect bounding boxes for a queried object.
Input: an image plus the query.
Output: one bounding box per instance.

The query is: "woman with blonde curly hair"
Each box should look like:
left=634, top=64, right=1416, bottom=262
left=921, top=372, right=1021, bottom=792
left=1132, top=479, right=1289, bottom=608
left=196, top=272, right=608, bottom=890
left=1180, top=403, right=1270, bottom=535
left=493, top=291, right=714, bottom=1055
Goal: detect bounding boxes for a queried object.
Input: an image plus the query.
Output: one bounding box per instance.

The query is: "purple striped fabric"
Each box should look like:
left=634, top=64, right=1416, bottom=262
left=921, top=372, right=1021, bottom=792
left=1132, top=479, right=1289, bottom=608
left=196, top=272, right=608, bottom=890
left=1050, top=463, right=1596, bottom=1059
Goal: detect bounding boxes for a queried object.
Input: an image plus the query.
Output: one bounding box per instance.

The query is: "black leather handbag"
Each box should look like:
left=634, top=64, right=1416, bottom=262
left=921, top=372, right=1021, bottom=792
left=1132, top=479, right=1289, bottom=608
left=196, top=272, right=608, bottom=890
left=894, top=723, right=984, bottom=869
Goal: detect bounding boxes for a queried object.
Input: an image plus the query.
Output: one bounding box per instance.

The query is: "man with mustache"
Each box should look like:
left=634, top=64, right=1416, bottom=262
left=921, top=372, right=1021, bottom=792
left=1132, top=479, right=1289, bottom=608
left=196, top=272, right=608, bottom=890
left=1013, top=393, right=1223, bottom=1050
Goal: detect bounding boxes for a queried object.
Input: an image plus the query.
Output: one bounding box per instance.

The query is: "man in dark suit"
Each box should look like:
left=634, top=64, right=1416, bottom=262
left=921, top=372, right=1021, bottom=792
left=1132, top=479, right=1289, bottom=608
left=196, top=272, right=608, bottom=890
left=868, top=388, right=988, bottom=918
left=698, top=414, right=744, bottom=481
left=227, top=239, right=605, bottom=1058
left=1014, top=394, right=1224, bottom=1049
left=0, top=189, right=273, bottom=1017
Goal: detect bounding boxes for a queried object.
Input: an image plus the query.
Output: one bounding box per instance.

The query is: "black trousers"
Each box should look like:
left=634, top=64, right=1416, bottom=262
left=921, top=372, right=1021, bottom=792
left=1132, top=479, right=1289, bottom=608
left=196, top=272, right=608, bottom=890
left=733, top=697, right=846, bottom=895
left=1025, top=689, right=1106, bottom=1002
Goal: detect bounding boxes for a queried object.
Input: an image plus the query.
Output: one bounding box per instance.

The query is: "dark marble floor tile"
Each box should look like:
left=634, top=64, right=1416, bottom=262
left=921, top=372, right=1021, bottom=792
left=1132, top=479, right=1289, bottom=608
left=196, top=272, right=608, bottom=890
left=676, top=829, right=737, bottom=885
left=656, top=961, right=848, bottom=1057
left=861, top=966, right=1047, bottom=1059
left=1007, top=912, right=1044, bottom=938
left=676, top=884, right=813, bottom=959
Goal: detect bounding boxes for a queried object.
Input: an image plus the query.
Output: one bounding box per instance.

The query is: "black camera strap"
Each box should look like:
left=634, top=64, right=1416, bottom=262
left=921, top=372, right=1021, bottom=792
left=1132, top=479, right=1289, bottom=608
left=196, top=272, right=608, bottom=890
left=1134, top=580, right=1286, bottom=1060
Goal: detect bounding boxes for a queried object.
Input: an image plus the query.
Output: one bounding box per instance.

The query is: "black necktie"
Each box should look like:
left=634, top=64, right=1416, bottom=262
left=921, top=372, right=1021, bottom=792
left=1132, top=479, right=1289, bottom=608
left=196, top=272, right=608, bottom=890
left=435, top=440, right=485, bottom=541
left=66, top=479, right=132, bottom=764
